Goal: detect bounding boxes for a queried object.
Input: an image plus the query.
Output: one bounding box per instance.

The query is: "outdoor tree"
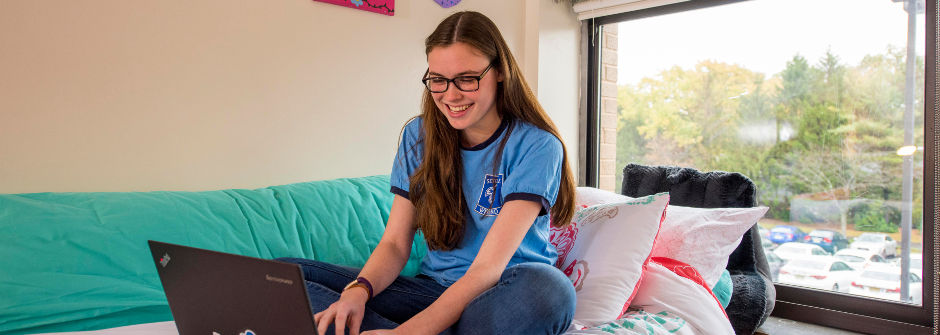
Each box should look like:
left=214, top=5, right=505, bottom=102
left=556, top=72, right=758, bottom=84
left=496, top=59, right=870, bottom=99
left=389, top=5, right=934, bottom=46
left=775, top=55, right=815, bottom=143
left=616, top=47, right=924, bottom=232
left=616, top=61, right=763, bottom=171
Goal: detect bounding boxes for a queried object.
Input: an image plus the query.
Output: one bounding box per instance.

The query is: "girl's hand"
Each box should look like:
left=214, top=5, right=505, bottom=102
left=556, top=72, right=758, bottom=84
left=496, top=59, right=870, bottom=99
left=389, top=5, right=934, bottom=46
left=314, top=288, right=370, bottom=335
left=361, top=329, right=399, bottom=335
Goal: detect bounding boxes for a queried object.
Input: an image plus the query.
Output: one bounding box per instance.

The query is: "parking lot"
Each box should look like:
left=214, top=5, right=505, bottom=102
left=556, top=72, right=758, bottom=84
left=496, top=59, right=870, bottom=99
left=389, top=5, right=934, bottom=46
left=760, top=221, right=923, bottom=305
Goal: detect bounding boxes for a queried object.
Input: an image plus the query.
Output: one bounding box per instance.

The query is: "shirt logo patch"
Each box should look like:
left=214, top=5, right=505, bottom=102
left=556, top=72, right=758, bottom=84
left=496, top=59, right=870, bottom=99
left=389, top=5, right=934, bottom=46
left=475, top=174, right=504, bottom=216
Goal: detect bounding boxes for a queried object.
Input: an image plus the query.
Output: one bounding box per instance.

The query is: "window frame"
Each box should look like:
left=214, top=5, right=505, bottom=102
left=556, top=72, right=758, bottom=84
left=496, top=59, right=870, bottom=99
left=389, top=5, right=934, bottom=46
left=580, top=0, right=938, bottom=333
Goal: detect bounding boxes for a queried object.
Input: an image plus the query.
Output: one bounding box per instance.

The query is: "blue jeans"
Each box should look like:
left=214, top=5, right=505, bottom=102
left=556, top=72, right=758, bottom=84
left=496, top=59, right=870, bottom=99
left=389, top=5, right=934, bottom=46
left=276, top=258, right=575, bottom=335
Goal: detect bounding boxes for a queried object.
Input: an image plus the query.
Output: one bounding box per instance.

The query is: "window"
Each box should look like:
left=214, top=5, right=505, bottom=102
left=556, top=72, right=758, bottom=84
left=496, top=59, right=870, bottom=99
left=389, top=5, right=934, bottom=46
left=583, top=0, right=935, bottom=333
left=832, top=262, right=852, bottom=272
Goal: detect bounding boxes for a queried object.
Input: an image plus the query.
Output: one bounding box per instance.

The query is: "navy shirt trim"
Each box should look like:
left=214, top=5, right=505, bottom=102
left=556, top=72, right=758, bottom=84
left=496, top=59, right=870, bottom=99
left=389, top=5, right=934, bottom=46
left=390, top=186, right=410, bottom=200
left=461, top=117, right=510, bottom=151
left=504, top=192, right=550, bottom=216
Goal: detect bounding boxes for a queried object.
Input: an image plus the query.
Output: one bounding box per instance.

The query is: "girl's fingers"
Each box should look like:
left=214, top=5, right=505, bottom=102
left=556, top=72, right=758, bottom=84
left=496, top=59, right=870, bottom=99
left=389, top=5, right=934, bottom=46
left=334, top=310, right=348, bottom=335
left=317, top=308, right=334, bottom=335
left=349, top=311, right=362, bottom=335
left=316, top=299, right=366, bottom=335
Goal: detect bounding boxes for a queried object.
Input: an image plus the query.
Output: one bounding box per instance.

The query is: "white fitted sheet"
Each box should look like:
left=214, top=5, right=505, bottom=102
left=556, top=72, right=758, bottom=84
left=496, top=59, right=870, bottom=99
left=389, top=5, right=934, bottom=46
left=34, top=322, right=178, bottom=335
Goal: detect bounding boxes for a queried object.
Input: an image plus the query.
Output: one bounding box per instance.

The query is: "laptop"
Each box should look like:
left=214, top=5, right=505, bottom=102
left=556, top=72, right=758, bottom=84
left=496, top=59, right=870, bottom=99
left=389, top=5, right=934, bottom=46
left=148, top=240, right=318, bottom=335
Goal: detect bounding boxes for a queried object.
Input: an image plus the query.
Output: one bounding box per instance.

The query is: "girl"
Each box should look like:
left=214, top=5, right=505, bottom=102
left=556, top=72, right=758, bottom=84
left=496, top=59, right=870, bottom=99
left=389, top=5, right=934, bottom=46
left=280, top=11, right=577, bottom=335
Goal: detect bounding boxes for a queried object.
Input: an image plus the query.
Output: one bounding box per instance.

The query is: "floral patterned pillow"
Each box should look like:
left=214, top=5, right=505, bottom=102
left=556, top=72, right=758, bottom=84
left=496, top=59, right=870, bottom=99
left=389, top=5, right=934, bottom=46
left=550, top=193, right=669, bottom=328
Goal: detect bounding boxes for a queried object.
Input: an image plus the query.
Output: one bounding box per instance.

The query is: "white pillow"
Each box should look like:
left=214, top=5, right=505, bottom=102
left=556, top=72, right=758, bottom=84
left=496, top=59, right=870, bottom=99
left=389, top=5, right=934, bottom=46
left=575, top=186, right=630, bottom=208
left=574, top=187, right=768, bottom=288
left=550, top=193, right=669, bottom=328
left=653, top=205, right=767, bottom=287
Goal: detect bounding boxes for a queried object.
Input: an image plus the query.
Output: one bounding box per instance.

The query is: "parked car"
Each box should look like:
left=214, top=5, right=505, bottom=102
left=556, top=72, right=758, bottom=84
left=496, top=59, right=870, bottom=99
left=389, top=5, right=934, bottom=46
left=834, top=248, right=888, bottom=270
left=765, top=250, right=784, bottom=282
left=850, top=233, right=898, bottom=258
left=777, top=256, right=856, bottom=292
left=761, top=238, right=776, bottom=251
left=759, top=226, right=770, bottom=240
left=773, top=242, right=831, bottom=262
left=909, top=253, right=923, bottom=277
left=891, top=253, right=923, bottom=277
left=849, top=263, right=922, bottom=304
left=803, top=229, right=850, bottom=253
left=768, top=225, right=807, bottom=244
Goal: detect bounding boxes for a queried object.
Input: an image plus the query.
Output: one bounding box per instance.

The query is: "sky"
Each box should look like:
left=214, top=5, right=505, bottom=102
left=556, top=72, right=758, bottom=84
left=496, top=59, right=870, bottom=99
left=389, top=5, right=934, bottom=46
left=616, top=0, right=928, bottom=85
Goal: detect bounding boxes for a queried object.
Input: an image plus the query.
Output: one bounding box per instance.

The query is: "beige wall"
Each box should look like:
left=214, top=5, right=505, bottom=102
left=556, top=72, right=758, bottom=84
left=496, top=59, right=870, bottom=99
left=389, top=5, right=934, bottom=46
left=0, top=0, right=579, bottom=193
left=536, top=0, right=581, bottom=181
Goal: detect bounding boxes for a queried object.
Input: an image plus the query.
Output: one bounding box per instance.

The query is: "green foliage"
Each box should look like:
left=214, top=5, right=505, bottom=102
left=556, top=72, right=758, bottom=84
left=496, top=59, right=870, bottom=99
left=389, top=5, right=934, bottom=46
left=615, top=46, right=926, bottom=229
left=855, top=212, right=897, bottom=233
left=614, top=61, right=765, bottom=172
left=739, top=76, right=774, bottom=121
left=815, top=50, right=849, bottom=107
left=795, top=104, right=847, bottom=149
left=616, top=85, right=650, bottom=165
left=763, top=199, right=791, bottom=221
left=850, top=200, right=901, bottom=233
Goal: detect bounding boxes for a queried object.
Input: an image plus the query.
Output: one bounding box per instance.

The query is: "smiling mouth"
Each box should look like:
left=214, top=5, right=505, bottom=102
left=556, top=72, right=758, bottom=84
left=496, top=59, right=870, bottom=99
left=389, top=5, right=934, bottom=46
left=448, top=104, right=472, bottom=112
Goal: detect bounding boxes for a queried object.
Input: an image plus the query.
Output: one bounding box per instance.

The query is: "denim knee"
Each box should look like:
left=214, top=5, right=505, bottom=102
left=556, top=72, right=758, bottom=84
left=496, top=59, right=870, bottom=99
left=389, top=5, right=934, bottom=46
left=450, top=262, right=575, bottom=335
left=508, top=262, right=576, bottom=323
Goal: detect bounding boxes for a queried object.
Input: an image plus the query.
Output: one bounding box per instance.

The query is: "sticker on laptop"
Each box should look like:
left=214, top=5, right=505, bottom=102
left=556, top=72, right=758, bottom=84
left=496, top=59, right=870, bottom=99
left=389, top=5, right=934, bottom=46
left=159, top=253, right=171, bottom=268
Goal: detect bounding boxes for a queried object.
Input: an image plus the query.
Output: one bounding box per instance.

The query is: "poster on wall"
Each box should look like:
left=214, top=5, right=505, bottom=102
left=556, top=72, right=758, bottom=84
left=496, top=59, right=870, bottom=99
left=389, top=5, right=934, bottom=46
left=314, top=0, right=394, bottom=16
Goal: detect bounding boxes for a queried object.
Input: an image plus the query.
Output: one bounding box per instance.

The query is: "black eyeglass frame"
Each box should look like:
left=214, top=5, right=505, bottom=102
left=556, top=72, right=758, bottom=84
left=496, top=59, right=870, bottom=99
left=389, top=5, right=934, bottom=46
left=421, top=63, right=494, bottom=93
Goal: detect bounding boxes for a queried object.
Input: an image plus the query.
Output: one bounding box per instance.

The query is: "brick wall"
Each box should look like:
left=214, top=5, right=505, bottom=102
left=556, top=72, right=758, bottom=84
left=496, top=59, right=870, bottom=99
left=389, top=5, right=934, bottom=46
left=599, top=25, right=618, bottom=192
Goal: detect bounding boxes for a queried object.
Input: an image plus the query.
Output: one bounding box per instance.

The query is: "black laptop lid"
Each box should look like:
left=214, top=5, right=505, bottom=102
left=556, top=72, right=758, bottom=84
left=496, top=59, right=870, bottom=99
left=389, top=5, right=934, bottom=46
left=148, top=240, right=317, bottom=335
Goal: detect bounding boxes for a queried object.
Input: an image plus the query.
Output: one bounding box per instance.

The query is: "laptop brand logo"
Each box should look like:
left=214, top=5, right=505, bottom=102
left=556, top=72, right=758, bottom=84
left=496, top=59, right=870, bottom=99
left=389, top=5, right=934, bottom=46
left=159, top=253, right=171, bottom=268
left=265, top=274, right=293, bottom=285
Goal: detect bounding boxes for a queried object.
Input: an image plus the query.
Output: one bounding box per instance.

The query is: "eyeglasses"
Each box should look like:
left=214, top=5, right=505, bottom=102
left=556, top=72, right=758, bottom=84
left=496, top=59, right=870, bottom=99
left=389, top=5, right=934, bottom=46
left=421, top=64, right=493, bottom=93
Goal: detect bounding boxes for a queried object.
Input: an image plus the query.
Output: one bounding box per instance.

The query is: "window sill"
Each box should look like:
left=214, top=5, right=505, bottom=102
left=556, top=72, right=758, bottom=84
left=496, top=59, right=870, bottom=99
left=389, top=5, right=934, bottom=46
left=758, top=316, right=863, bottom=335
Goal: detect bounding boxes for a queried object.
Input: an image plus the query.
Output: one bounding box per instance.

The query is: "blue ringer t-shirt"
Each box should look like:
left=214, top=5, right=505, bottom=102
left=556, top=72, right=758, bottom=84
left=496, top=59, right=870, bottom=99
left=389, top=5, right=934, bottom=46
left=390, top=117, right=564, bottom=287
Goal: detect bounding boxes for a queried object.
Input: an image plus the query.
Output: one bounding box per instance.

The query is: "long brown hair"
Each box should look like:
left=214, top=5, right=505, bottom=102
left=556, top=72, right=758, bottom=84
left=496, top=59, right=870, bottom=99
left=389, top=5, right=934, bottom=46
left=407, top=11, right=575, bottom=251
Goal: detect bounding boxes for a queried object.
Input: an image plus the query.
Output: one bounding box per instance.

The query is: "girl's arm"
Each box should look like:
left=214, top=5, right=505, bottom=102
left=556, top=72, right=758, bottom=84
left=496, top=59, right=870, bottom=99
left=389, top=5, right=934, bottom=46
left=316, top=195, right=417, bottom=335
left=394, top=199, right=543, bottom=335
left=357, top=195, right=419, bottom=296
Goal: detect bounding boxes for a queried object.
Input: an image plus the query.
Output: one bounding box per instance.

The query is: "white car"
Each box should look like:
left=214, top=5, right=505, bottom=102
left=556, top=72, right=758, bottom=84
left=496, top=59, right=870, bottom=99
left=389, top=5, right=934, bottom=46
left=910, top=253, right=923, bottom=277
left=849, top=263, right=922, bottom=304
left=773, top=242, right=831, bottom=262
left=891, top=253, right=923, bottom=277
left=834, top=248, right=888, bottom=270
left=777, top=256, right=857, bottom=292
left=850, top=233, right=898, bottom=258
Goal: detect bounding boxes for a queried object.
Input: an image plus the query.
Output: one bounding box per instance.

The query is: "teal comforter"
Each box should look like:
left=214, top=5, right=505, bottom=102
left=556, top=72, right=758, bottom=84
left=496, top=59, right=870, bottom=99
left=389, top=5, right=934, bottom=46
left=0, top=175, right=425, bottom=334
